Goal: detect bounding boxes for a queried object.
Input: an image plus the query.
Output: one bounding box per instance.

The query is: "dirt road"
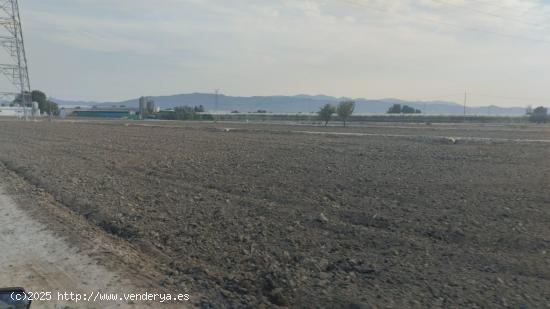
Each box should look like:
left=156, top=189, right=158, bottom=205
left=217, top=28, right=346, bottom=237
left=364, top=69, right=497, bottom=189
left=1, top=187, right=130, bottom=309
left=0, top=185, right=188, bottom=309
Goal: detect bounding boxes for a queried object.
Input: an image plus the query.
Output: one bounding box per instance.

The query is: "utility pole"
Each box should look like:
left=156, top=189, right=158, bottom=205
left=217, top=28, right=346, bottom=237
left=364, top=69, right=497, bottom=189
left=307, top=100, right=311, bottom=123
left=214, top=89, right=219, bottom=123
left=0, top=0, right=31, bottom=120
left=463, top=91, right=467, bottom=117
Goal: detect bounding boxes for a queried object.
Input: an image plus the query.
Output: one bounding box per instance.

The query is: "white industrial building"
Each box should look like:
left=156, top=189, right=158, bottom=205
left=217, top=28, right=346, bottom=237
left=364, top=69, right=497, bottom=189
left=0, top=106, right=25, bottom=117
left=0, top=103, right=41, bottom=118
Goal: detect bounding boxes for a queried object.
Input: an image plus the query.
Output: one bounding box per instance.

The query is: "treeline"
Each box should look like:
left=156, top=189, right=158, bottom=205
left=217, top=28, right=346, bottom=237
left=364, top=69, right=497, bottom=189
left=317, top=101, right=355, bottom=127
left=159, top=105, right=213, bottom=121
left=387, top=104, right=422, bottom=114
left=6, top=90, right=60, bottom=115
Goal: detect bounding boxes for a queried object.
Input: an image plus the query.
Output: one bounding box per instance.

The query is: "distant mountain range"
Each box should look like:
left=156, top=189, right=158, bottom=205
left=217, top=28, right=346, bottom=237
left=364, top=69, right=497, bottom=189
left=51, top=93, right=527, bottom=116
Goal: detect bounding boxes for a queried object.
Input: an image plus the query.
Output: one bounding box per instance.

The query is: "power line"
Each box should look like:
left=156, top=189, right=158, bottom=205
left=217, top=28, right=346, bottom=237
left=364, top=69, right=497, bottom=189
left=415, top=93, right=465, bottom=101
left=384, top=92, right=549, bottom=104
left=469, top=93, right=550, bottom=102
left=397, top=92, right=549, bottom=107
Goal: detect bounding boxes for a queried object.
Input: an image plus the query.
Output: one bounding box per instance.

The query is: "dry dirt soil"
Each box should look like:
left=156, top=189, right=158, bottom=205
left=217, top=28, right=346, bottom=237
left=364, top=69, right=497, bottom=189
left=0, top=119, right=549, bottom=308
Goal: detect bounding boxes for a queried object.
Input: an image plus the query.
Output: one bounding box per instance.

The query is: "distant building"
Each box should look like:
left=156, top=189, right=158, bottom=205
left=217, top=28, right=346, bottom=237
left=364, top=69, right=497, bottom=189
left=0, top=106, right=26, bottom=117
left=72, top=109, right=137, bottom=119
left=139, top=96, right=157, bottom=119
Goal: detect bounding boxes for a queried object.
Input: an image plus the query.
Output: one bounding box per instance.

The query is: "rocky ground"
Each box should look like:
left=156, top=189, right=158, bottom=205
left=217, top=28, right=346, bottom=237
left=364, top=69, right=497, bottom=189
left=0, top=119, right=548, bottom=308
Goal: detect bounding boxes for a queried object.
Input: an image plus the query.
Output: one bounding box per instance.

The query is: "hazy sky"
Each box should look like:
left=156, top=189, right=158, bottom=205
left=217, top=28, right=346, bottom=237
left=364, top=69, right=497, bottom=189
left=11, top=0, right=550, bottom=106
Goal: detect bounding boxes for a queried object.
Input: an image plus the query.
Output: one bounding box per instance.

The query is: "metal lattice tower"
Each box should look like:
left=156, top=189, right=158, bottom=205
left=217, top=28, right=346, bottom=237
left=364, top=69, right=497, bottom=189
left=0, top=0, right=30, bottom=119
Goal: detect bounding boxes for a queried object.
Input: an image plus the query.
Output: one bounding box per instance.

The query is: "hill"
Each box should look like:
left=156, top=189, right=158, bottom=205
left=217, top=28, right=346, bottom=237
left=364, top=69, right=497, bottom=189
left=51, top=93, right=526, bottom=116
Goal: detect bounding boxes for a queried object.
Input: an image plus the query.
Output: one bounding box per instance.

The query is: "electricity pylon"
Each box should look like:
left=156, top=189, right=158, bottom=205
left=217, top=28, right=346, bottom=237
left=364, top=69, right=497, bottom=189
left=0, top=0, right=31, bottom=120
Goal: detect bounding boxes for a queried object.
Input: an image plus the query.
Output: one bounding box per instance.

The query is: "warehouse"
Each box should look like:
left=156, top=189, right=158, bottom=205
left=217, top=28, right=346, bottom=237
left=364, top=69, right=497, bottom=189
left=71, top=109, right=138, bottom=119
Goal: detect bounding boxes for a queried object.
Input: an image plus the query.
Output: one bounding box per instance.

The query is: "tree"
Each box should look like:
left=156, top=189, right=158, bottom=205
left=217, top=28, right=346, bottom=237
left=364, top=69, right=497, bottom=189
left=318, top=104, right=336, bottom=126
left=174, top=106, right=196, bottom=120
left=402, top=105, right=416, bottom=114
left=16, top=90, right=59, bottom=115
left=388, top=104, right=420, bottom=114
left=387, top=104, right=402, bottom=114
left=31, top=90, right=47, bottom=105
left=46, top=100, right=60, bottom=116
left=160, top=105, right=213, bottom=121
left=336, top=101, right=355, bottom=127
left=529, top=106, right=548, bottom=124
left=31, top=90, right=59, bottom=115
